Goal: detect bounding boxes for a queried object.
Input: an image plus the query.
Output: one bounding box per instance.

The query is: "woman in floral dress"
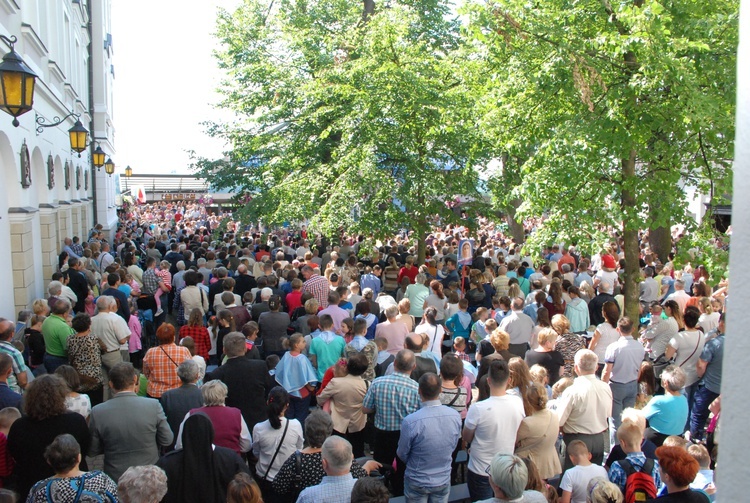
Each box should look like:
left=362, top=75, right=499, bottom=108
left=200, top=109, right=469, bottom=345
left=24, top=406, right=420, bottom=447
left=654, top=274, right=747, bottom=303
left=67, top=313, right=105, bottom=406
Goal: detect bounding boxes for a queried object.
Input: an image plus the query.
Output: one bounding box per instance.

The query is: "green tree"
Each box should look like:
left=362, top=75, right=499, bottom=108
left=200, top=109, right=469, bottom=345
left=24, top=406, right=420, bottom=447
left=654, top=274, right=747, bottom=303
left=467, top=0, right=736, bottom=318
left=195, top=0, right=491, bottom=263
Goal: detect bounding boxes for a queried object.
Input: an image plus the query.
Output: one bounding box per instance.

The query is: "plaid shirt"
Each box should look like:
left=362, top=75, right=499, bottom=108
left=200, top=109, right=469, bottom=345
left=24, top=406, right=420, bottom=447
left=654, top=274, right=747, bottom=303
left=142, top=343, right=192, bottom=398
left=363, top=372, right=420, bottom=431
left=608, top=452, right=661, bottom=494
left=142, top=267, right=161, bottom=296
left=454, top=350, right=470, bottom=362
left=178, top=325, right=211, bottom=362
left=303, top=274, right=331, bottom=309
left=297, top=474, right=356, bottom=503
left=0, top=341, right=26, bottom=393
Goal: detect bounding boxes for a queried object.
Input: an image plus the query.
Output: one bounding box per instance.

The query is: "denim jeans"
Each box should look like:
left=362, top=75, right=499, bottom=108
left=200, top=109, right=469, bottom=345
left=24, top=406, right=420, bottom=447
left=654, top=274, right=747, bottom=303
left=286, top=394, right=312, bottom=424
left=690, top=385, right=720, bottom=441
left=43, top=353, right=69, bottom=374
left=610, top=380, right=638, bottom=430
left=404, top=480, right=450, bottom=503
left=466, top=469, right=493, bottom=502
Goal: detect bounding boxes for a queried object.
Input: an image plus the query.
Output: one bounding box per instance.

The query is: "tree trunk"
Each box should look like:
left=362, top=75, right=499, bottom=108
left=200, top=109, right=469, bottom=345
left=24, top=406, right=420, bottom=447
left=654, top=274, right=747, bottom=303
left=649, top=224, right=671, bottom=264
left=416, top=216, right=428, bottom=266
left=505, top=197, right=526, bottom=245
left=621, top=150, right=641, bottom=321
left=363, top=0, right=375, bottom=21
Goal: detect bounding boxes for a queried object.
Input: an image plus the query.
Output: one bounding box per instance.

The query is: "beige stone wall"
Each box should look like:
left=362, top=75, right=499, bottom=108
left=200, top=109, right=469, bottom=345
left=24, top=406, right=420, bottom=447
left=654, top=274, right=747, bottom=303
left=39, top=209, right=59, bottom=285
left=9, top=214, right=37, bottom=315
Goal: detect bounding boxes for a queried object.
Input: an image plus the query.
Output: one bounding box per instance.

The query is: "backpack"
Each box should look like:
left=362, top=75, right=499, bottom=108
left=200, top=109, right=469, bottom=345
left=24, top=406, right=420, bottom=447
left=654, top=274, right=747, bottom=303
left=619, top=458, right=657, bottom=503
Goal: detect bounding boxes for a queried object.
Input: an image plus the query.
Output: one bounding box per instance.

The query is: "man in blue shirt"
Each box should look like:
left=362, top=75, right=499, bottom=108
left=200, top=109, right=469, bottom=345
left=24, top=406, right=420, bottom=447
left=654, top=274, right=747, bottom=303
left=360, top=266, right=381, bottom=295
left=297, top=436, right=357, bottom=503
left=691, top=313, right=725, bottom=442
left=397, top=372, right=462, bottom=503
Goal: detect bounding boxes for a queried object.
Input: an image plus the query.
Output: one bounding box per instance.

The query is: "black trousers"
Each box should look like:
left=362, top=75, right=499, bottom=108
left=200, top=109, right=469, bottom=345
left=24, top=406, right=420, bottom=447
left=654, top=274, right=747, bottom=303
left=373, top=428, right=406, bottom=496
left=562, top=431, right=606, bottom=471
left=334, top=428, right=366, bottom=459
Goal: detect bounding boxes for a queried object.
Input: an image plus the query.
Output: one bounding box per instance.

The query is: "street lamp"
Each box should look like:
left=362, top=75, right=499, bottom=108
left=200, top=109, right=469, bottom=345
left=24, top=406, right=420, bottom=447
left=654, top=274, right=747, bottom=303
left=104, top=158, right=115, bottom=176
left=92, top=145, right=106, bottom=169
left=36, top=112, right=90, bottom=157
left=124, top=165, right=132, bottom=191
left=0, top=35, right=37, bottom=127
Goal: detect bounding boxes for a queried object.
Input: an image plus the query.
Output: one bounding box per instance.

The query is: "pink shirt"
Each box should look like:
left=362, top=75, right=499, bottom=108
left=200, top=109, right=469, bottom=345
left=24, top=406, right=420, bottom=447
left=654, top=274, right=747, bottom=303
left=156, top=268, right=172, bottom=288
left=128, top=315, right=142, bottom=352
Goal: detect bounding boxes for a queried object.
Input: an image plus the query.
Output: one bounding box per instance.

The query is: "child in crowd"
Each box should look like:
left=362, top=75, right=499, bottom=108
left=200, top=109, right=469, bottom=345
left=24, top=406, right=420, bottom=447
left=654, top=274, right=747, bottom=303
left=153, top=260, right=172, bottom=316
left=688, top=444, right=715, bottom=496
left=374, top=337, right=394, bottom=377
left=529, top=364, right=553, bottom=399
left=24, top=314, right=46, bottom=376
left=179, top=337, right=206, bottom=384
left=445, top=290, right=460, bottom=319
left=0, top=407, right=20, bottom=488
left=560, top=440, right=608, bottom=503
left=241, top=321, right=261, bottom=360
left=128, top=298, right=143, bottom=369
left=452, top=337, right=470, bottom=362
left=608, top=422, right=661, bottom=495
left=471, top=307, right=489, bottom=342
left=445, top=298, right=472, bottom=341
left=308, top=314, right=346, bottom=381
left=348, top=282, right=362, bottom=308
left=341, top=318, right=354, bottom=344
left=337, top=286, right=354, bottom=316
left=275, top=333, right=318, bottom=423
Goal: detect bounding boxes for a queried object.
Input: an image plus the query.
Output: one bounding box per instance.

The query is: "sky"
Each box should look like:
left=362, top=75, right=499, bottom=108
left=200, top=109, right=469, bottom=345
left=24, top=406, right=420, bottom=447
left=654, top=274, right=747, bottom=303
left=111, top=0, right=241, bottom=175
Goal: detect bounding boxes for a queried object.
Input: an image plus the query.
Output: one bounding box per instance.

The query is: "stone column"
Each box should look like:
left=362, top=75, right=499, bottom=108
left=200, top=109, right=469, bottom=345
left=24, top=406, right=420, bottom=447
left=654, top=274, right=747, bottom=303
left=8, top=208, right=38, bottom=315
left=58, top=201, right=72, bottom=244
left=719, top=0, right=749, bottom=499
left=39, top=205, right=60, bottom=285
left=70, top=200, right=82, bottom=240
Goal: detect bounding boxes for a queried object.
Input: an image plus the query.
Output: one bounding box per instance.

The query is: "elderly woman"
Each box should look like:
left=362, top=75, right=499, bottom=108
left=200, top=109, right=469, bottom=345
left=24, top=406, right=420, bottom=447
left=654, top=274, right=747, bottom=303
left=524, top=327, right=565, bottom=386
left=118, top=465, right=168, bottom=503
left=551, top=314, right=585, bottom=378
left=252, top=386, right=304, bottom=501
left=159, top=414, right=250, bottom=503
left=273, top=410, right=378, bottom=502
left=642, top=365, right=689, bottom=447
left=176, top=380, right=251, bottom=455
left=477, top=327, right=515, bottom=364
left=316, top=354, right=370, bottom=457
left=514, top=383, right=562, bottom=480
left=8, top=375, right=91, bottom=500
left=27, top=434, right=118, bottom=502
left=651, top=446, right=711, bottom=502
left=484, top=453, right=548, bottom=502
left=142, top=323, right=192, bottom=399
left=67, top=313, right=105, bottom=406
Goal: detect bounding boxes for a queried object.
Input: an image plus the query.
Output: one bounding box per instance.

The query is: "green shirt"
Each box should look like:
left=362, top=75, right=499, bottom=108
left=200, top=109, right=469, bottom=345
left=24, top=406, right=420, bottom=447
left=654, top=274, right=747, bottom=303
left=41, top=315, right=74, bottom=357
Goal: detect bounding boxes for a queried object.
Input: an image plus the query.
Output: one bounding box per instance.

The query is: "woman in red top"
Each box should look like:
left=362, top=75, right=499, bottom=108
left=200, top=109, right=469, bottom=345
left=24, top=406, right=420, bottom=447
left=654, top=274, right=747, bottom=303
left=286, top=278, right=303, bottom=315
left=178, top=308, right=211, bottom=363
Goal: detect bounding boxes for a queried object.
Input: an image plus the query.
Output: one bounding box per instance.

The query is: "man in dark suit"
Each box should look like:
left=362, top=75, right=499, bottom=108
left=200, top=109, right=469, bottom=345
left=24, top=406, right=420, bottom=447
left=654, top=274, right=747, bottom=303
left=66, top=258, right=90, bottom=314
left=233, top=264, right=257, bottom=301
left=89, top=362, right=173, bottom=481
left=204, top=333, right=269, bottom=432
left=208, top=267, right=229, bottom=313
left=101, top=273, right=131, bottom=322
left=159, top=359, right=203, bottom=451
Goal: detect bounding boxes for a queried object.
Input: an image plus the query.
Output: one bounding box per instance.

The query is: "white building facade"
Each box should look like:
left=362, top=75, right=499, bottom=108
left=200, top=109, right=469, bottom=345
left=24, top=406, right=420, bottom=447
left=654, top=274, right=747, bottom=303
left=0, top=0, right=116, bottom=320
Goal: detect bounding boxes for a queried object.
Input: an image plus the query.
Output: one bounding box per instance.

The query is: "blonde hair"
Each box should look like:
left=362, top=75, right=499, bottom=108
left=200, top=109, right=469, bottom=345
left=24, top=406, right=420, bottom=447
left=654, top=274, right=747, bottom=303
left=620, top=407, right=646, bottom=431
left=489, top=328, right=510, bottom=352
left=552, top=377, right=573, bottom=398
left=587, top=478, right=624, bottom=503
left=551, top=314, right=571, bottom=334
left=616, top=422, right=643, bottom=449
left=537, top=327, right=558, bottom=346
left=529, top=364, right=548, bottom=385
left=700, top=297, right=713, bottom=314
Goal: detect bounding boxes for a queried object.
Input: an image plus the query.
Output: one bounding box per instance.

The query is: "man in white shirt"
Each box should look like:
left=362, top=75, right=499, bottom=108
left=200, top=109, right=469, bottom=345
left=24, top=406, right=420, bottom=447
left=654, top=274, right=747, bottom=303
left=664, top=279, right=690, bottom=313
left=498, top=297, right=535, bottom=358
left=603, top=317, right=645, bottom=432
left=639, top=266, right=660, bottom=303
left=91, top=296, right=131, bottom=399
left=462, top=358, right=525, bottom=501
left=557, top=349, right=612, bottom=471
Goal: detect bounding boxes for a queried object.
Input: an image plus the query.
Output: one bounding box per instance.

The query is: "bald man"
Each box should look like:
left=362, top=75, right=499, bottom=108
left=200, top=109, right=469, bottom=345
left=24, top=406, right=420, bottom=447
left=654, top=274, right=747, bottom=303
left=385, top=333, right=438, bottom=382
left=233, top=263, right=257, bottom=301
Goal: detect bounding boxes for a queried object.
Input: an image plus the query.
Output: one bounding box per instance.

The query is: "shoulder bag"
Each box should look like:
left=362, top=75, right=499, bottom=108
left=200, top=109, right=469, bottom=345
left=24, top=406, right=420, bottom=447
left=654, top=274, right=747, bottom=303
left=262, top=418, right=290, bottom=481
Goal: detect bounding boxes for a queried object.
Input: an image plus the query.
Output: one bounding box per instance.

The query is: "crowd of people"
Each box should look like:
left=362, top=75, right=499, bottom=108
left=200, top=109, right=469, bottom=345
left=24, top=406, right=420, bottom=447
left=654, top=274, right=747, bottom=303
left=0, top=201, right=729, bottom=503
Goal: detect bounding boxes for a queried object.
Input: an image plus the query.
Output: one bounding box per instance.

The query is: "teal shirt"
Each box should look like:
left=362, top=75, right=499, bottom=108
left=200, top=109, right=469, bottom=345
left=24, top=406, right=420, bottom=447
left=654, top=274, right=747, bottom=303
left=309, top=331, right=346, bottom=380
left=643, top=393, right=689, bottom=435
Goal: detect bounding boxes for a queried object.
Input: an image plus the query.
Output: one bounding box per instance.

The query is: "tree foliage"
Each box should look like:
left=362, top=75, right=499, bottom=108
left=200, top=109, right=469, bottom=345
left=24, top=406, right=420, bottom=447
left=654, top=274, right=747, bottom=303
left=196, top=0, right=492, bottom=261
left=466, top=0, right=737, bottom=317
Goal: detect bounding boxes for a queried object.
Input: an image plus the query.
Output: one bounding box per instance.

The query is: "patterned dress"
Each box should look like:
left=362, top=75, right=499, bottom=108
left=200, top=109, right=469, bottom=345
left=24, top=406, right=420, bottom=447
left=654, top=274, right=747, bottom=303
left=67, top=334, right=105, bottom=392
left=28, top=471, right=118, bottom=502
left=555, top=332, right=586, bottom=378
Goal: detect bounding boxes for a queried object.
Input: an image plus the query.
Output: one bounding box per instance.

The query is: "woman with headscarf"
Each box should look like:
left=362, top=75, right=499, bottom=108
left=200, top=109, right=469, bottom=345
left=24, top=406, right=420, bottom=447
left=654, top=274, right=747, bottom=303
left=157, top=414, right=249, bottom=503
